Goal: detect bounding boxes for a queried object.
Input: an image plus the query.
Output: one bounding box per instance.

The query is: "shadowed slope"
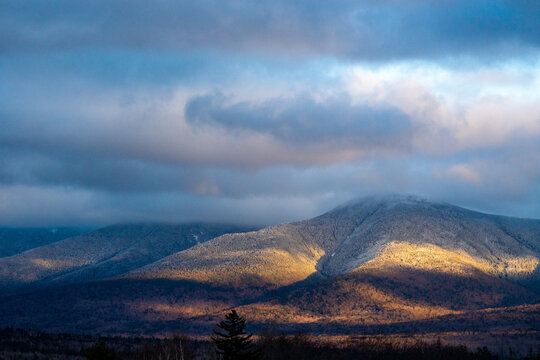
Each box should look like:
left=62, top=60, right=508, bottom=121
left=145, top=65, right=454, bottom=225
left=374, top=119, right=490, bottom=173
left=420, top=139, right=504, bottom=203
left=238, top=260, right=535, bottom=328
left=0, top=268, right=535, bottom=336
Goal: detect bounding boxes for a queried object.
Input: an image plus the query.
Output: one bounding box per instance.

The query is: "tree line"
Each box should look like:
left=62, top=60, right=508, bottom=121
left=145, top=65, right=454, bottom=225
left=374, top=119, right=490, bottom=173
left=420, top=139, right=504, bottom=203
left=1, top=311, right=539, bottom=360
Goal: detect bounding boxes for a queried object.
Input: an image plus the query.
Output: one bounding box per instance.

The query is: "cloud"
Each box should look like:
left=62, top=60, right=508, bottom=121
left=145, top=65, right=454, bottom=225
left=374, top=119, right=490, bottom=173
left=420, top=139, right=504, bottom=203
left=185, top=93, right=415, bottom=150
left=2, top=59, right=540, bottom=223
left=343, top=62, right=540, bottom=154
left=441, top=164, right=483, bottom=185
left=2, top=0, right=539, bottom=61
left=0, top=184, right=332, bottom=227
left=1, top=1, right=540, bottom=225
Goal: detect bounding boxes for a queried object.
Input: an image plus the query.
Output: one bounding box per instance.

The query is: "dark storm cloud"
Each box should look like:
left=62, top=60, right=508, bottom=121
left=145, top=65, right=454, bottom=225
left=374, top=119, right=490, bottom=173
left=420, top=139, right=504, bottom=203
left=0, top=152, right=192, bottom=193
left=185, top=93, right=414, bottom=147
left=2, top=0, right=539, bottom=60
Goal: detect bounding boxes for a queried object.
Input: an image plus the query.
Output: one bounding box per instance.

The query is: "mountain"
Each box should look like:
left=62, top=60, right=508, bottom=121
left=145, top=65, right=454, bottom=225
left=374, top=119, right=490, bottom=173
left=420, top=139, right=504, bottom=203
left=129, top=195, right=540, bottom=287
left=0, top=227, right=84, bottom=258
left=0, top=223, right=252, bottom=294
left=121, top=195, right=539, bottom=329
left=0, top=195, right=538, bottom=344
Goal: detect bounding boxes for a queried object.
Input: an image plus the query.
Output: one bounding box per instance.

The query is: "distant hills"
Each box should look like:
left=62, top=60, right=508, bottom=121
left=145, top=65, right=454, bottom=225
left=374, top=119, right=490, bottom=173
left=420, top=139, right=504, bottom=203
left=0, top=195, right=538, bottom=343
left=0, top=223, right=252, bottom=294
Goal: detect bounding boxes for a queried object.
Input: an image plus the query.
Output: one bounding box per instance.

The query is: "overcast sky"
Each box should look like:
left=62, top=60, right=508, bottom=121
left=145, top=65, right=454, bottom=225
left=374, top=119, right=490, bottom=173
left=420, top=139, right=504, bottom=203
left=1, top=0, right=540, bottom=226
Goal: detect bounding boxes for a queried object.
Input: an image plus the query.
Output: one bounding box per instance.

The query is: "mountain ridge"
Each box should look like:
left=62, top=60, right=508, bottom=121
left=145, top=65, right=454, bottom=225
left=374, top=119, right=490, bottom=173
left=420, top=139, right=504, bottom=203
left=0, top=222, right=254, bottom=294
left=0, top=195, right=538, bottom=339
left=0, top=227, right=85, bottom=258
left=127, top=195, right=540, bottom=287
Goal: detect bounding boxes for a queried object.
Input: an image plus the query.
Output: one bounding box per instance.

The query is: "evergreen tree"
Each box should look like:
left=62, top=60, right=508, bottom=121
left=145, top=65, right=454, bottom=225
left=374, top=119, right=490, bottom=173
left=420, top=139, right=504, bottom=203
left=211, top=310, right=258, bottom=360
left=83, top=341, right=116, bottom=360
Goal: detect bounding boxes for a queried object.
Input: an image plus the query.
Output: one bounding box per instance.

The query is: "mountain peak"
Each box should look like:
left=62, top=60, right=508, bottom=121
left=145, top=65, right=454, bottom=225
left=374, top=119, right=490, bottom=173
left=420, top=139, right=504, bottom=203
left=337, top=194, right=431, bottom=208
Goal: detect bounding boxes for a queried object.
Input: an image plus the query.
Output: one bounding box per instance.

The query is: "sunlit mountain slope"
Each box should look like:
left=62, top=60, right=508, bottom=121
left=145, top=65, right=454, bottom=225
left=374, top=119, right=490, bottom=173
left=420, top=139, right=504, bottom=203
left=129, top=195, right=540, bottom=287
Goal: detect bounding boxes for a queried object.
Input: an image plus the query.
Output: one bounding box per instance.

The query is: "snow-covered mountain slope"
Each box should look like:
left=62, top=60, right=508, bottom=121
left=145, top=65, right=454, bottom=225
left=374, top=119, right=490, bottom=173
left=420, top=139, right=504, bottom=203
left=129, top=196, right=540, bottom=288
